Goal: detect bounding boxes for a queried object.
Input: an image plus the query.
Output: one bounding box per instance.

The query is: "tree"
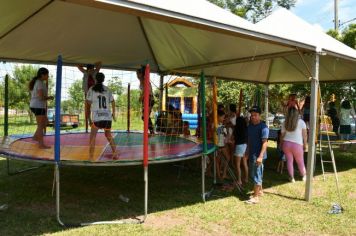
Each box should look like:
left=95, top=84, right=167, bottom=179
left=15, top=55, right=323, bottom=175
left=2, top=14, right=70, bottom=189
left=106, top=76, right=124, bottom=108
left=206, top=0, right=297, bottom=114
left=67, top=80, right=84, bottom=113
left=0, top=65, right=54, bottom=122
left=208, top=0, right=296, bottom=23
left=341, top=23, right=356, bottom=49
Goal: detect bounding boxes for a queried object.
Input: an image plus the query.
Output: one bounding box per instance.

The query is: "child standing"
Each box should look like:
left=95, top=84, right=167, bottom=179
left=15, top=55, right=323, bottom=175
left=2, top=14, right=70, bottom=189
left=86, top=72, right=118, bottom=161
left=276, top=129, right=286, bottom=174
left=216, top=110, right=230, bottom=181
left=233, top=116, right=248, bottom=185
left=78, top=62, right=102, bottom=133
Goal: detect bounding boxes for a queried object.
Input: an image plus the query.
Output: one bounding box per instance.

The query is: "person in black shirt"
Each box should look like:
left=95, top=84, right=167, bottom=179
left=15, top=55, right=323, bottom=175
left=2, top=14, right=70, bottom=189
left=233, top=116, right=248, bottom=185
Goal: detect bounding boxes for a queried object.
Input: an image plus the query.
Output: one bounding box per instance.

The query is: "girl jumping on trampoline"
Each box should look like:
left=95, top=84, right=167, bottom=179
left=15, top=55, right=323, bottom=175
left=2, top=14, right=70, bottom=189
left=78, top=61, right=102, bottom=133
left=284, top=93, right=300, bottom=113
left=137, top=65, right=155, bottom=134
left=86, top=72, right=118, bottom=161
left=29, top=67, right=54, bottom=149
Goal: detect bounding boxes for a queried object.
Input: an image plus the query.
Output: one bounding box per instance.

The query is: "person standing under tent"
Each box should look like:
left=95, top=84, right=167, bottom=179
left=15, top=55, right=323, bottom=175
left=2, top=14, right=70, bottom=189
left=137, top=65, right=155, bottom=135
left=228, top=104, right=237, bottom=126
left=233, top=116, right=248, bottom=186
left=29, top=67, right=54, bottom=149
left=77, top=61, right=102, bottom=132
left=86, top=72, right=118, bottom=161
left=301, top=95, right=311, bottom=128
left=244, top=106, right=269, bottom=204
left=281, top=107, right=308, bottom=183
left=327, top=101, right=340, bottom=135
left=339, top=100, right=356, bottom=150
left=226, top=104, right=237, bottom=159
left=276, top=129, right=286, bottom=174
left=216, top=110, right=230, bottom=181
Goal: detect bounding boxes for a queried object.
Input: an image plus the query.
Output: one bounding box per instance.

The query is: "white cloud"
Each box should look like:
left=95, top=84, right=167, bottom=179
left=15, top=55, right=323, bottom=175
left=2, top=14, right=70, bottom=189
left=312, top=23, right=324, bottom=32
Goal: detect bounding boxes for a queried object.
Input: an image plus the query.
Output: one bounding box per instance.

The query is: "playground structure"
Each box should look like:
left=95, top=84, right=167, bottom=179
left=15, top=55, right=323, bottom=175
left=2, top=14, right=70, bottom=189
left=162, top=77, right=198, bottom=130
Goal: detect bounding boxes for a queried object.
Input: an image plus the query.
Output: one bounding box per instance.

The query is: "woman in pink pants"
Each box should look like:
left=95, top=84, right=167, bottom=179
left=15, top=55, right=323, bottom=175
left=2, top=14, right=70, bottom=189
left=281, top=107, right=308, bottom=182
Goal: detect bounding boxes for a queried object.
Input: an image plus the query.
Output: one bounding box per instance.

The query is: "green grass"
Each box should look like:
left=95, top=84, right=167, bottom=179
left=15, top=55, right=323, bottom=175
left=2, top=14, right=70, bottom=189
left=0, top=143, right=355, bottom=235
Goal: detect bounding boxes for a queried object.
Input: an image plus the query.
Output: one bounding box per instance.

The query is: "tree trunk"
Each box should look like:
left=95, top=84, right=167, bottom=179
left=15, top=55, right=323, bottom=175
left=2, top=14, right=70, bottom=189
left=28, top=109, right=34, bottom=123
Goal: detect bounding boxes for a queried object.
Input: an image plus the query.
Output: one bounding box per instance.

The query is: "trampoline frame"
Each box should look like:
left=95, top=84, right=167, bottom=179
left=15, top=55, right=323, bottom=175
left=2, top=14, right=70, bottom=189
left=1, top=58, right=215, bottom=227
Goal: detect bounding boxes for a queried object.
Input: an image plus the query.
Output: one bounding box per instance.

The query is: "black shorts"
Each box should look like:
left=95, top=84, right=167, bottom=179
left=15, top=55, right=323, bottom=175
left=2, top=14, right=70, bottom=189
left=30, top=107, right=46, bottom=116
left=93, top=120, right=112, bottom=129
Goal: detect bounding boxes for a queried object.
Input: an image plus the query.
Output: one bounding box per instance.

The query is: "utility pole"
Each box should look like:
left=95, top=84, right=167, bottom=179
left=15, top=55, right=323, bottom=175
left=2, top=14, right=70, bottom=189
left=334, top=0, right=339, bottom=32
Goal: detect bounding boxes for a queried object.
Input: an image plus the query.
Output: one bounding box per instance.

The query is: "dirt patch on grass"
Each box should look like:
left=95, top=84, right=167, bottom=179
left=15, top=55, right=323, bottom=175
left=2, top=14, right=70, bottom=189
left=144, top=211, right=185, bottom=230
left=145, top=212, right=233, bottom=235
left=348, top=192, right=356, bottom=199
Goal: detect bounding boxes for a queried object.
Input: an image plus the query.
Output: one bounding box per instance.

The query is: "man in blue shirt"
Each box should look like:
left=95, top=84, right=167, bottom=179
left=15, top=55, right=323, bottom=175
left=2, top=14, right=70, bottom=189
left=245, top=106, right=269, bottom=204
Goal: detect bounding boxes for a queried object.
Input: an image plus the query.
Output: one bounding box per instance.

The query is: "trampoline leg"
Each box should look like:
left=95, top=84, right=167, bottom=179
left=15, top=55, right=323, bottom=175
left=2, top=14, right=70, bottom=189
left=202, top=154, right=206, bottom=202
left=6, top=158, right=43, bottom=176
left=53, top=164, right=142, bottom=227
left=55, top=164, right=65, bottom=227
left=143, top=166, right=148, bottom=223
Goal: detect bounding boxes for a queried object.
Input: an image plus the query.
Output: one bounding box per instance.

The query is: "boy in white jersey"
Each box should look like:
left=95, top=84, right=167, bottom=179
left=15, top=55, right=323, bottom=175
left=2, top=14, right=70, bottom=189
left=86, top=72, right=118, bottom=161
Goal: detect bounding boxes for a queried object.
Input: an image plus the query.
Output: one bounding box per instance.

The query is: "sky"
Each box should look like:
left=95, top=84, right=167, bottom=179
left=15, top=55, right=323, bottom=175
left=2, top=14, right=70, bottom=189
left=292, top=0, right=356, bottom=31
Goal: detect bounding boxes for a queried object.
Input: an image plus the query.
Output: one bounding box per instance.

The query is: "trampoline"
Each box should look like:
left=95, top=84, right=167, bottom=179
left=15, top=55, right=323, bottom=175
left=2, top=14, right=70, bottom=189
left=0, top=131, right=214, bottom=166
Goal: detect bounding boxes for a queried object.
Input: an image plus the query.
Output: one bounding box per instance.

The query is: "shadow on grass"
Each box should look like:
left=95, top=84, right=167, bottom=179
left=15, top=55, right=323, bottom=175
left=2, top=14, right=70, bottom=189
left=0, top=145, right=355, bottom=235
left=0, top=159, right=214, bottom=235
left=263, top=191, right=304, bottom=201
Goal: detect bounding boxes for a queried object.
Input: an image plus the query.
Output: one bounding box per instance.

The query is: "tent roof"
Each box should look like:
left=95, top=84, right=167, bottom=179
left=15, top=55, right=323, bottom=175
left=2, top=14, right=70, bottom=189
left=0, top=1, right=355, bottom=83
left=256, top=8, right=356, bottom=61
left=0, top=0, right=314, bottom=74
left=182, top=8, right=356, bottom=84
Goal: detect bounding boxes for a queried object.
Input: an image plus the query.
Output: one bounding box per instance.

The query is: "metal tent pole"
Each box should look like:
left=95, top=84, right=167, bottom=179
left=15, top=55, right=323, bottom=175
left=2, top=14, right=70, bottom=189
left=159, top=75, right=164, bottom=112
left=264, top=84, right=269, bottom=127
left=200, top=71, right=207, bottom=202
left=127, top=83, right=131, bottom=132
left=305, top=53, right=319, bottom=201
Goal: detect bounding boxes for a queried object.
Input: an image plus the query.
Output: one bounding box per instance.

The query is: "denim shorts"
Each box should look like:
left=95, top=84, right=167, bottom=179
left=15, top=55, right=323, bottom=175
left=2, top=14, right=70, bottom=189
left=234, top=144, right=247, bottom=157
left=249, top=156, right=264, bottom=185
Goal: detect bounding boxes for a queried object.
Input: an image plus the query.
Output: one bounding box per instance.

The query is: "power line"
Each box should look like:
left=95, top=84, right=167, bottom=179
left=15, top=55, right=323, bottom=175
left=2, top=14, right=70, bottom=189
left=340, top=17, right=356, bottom=26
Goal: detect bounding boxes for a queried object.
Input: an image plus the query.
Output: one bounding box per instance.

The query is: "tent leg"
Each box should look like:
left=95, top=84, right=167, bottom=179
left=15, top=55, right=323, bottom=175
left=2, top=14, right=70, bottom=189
left=305, top=53, right=319, bottom=202
left=143, top=166, right=148, bottom=223
left=213, top=151, right=217, bottom=184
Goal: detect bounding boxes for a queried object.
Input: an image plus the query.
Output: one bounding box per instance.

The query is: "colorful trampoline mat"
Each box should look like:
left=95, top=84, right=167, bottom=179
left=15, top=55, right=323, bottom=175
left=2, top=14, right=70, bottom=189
left=0, top=132, right=214, bottom=164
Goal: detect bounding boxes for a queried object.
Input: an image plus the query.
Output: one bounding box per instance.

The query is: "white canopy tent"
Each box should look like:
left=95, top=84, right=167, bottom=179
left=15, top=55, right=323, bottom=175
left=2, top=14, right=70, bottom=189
left=0, top=0, right=316, bottom=73
left=1, top=0, right=356, bottom=224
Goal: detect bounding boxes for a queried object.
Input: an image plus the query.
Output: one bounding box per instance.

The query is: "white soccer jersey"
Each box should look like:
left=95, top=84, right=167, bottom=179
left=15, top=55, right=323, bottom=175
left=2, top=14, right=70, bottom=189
left=86, top=85, right=114, bottom=122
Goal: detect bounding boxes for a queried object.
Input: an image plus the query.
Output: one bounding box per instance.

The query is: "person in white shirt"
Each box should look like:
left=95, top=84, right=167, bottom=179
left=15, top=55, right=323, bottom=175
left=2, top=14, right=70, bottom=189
left=86, top=72, right=118, bottom=161
left=78, top=61, right=101, bottom=133
left=281, top=107, right=308, bottom=183
left=29, top=67, right=54, bottom=149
